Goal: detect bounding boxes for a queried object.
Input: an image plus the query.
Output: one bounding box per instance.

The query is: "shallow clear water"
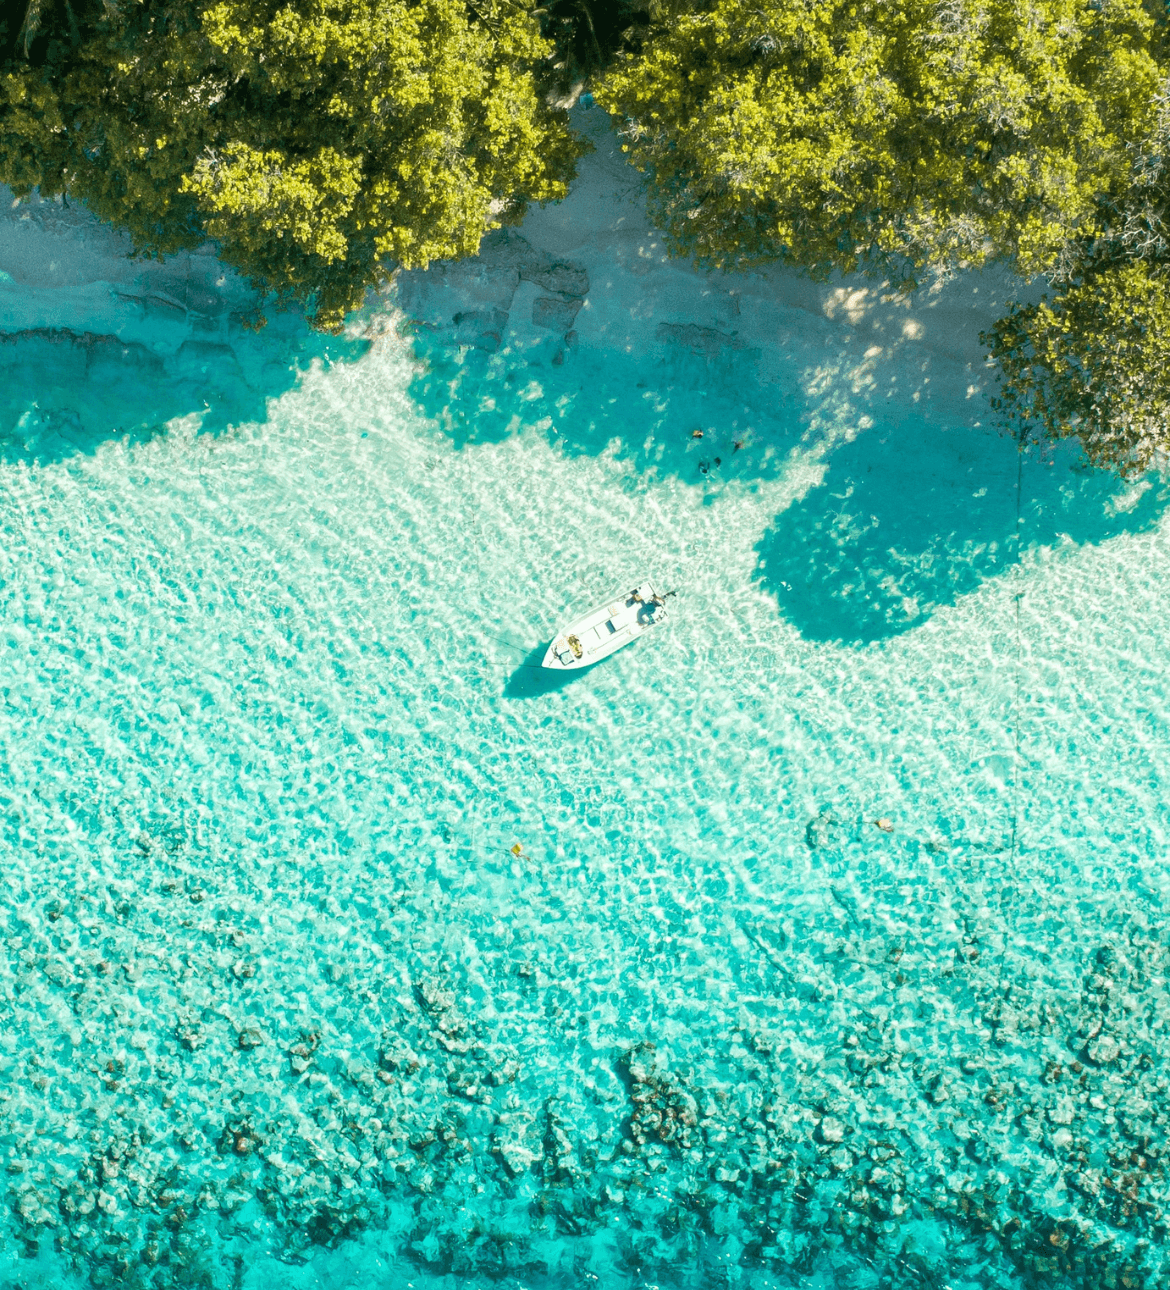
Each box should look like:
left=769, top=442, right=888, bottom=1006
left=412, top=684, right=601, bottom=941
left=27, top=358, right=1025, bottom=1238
left=1, top=288, right=1169, bottom=1290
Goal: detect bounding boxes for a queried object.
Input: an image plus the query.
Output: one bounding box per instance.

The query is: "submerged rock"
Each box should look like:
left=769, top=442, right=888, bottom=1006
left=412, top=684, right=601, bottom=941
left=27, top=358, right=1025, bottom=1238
left=522, top=261, right=589, bottom=298
left=452, top=308, right=508, bottom=351
left=817, top=1116, right=846, bottom=1144
left=532, top=296, right=583, bottom=333
left=620, top=1043, right=699, bottom=1149
left=480, top=228, right=589, bottom=298
left=0, top=327, right=164, bottom=378
left=655, top=322, right=742, bottom=356
left=495, top=1141, right=538, bottom=1178
left=288, top=1031, right=320, bottom=1074
left=1086, top=1033, right=1121, bottom=1065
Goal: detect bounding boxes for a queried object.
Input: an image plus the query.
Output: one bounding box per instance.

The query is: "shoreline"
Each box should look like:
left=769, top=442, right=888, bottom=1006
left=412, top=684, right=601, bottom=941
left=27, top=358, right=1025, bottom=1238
left=391, top=106, right=1038, bottom=437
left=1, top=108, right=1039, bottom=444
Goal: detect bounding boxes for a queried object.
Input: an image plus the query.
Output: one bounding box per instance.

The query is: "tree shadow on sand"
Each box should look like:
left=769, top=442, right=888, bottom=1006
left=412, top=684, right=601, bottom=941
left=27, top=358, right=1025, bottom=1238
left=754, top=418, right=1170, bottom=645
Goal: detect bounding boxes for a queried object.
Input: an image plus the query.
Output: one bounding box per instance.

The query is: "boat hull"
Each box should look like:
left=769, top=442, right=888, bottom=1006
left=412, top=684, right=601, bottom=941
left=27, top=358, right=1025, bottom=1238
left=541, top=581, right=667, bottom=669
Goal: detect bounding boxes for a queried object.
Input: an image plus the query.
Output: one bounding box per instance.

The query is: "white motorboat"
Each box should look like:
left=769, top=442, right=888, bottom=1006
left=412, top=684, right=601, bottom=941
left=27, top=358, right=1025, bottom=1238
left=541, top=581, right=671, bottom=670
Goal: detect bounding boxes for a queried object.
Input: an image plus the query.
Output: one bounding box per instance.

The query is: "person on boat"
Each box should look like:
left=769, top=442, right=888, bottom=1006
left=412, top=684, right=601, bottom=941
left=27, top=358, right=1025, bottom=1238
left=628, top=588, right=644, bottom=604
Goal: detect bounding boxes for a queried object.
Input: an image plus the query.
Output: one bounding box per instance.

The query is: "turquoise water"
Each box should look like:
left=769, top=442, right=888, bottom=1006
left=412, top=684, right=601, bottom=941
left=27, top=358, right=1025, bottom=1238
left=1, top=291, right=1170, bottom=1290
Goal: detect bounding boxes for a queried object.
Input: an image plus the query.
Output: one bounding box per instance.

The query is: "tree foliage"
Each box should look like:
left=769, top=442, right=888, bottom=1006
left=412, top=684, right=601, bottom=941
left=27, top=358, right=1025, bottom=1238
left=598, top=0, right=1164, bottom=281
left=986, top=262, right=1170, bottom=476
left=984, top=88, right=1170, bottom=474
left=0, top=0, right=580, bottom=327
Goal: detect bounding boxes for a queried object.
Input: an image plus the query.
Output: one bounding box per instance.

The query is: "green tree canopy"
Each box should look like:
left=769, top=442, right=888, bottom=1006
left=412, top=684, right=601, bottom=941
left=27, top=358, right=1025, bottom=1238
left=598, top=0, right=1165, bottom=279
left=983, top=88, right=1170, bottom=474
left=1, top=0, right=580, bottom=327
left=986, top=260, right=1170, bottom=475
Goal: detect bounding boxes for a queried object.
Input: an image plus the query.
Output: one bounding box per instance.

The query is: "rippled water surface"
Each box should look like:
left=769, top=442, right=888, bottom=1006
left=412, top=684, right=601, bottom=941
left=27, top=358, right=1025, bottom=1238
left=2, top=289, right=1170, bottom=1290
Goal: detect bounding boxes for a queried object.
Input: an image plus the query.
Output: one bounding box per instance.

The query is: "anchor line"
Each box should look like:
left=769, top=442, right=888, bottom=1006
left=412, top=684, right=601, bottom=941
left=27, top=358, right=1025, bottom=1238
left=479, top=627, right=529, bottom=657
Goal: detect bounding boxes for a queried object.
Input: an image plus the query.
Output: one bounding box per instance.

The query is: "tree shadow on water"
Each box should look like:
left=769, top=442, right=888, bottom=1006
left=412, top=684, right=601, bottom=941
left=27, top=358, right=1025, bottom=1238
left=755, top=419, right=1170, bottom=644
left=405, top=329, right=1169, bottom=649
left=407, top=330, right=792, bottom=485
left=0, top=322, right=369, bottom=464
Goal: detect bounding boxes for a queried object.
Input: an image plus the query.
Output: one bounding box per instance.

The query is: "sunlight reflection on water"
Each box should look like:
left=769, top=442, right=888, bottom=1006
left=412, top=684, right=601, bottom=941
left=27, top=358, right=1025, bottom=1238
left=0, top=306, right=1167, bottom=1290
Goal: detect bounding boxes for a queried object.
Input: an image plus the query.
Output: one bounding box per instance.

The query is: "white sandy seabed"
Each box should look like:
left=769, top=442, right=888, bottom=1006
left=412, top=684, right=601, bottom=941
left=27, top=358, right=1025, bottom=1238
left=0, top=109, right=1169, bottom=1290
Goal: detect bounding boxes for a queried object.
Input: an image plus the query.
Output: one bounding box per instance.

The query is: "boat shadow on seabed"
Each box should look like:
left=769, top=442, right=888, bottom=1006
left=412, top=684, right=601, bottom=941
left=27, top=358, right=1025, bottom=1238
left=503, top=643, right=596, bottom=698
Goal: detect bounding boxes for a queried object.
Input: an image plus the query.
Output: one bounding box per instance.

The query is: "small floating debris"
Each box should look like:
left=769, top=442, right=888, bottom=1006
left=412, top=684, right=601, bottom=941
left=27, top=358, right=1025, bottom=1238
left=542, top=581, right=673, bottom=670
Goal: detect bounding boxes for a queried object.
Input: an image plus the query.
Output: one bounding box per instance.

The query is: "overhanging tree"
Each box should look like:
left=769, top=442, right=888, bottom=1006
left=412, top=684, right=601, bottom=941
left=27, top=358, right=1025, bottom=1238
left=0, top=0, right=581, bottom=328
left=984, top=85, right=1170, bottom=475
